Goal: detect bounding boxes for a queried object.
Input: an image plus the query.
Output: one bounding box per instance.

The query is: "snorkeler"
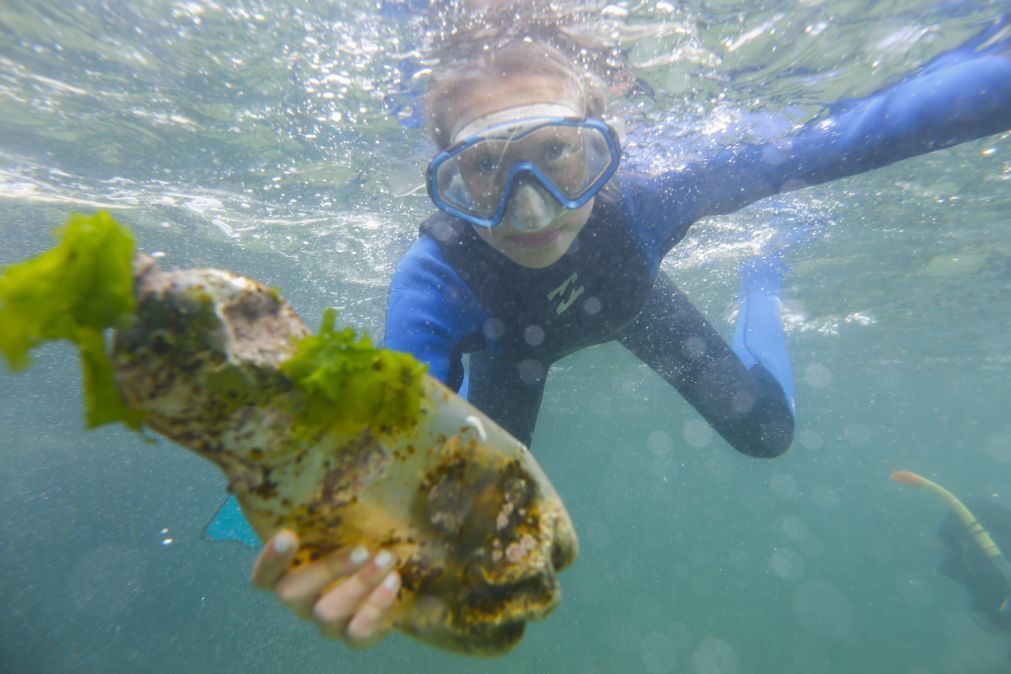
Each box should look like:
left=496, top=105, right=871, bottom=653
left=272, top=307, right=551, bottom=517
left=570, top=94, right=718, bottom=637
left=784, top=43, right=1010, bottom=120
left=250, top=12, right=1011, bottom=647
left=385, top=42, right=797, bottom=456
left=892, top=470, right=1011, bottom=634
left=938, top=498, right=1011, bottom=633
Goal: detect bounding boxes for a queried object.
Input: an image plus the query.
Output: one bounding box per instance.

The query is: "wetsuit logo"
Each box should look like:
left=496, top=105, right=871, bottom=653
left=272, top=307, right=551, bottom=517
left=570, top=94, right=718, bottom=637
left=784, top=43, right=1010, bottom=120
left=547, top=272, right=585, bottom=315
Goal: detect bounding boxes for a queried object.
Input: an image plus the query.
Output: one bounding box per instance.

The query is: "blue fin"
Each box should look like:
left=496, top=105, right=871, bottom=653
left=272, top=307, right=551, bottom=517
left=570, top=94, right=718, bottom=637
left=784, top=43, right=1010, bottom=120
left=204, top=494, right=260, bottom=548
left=459, top=359, right=470, bottom=400
left=733, top=253, right=795, bottom=413
left=731, top=207, right=828, bottom=413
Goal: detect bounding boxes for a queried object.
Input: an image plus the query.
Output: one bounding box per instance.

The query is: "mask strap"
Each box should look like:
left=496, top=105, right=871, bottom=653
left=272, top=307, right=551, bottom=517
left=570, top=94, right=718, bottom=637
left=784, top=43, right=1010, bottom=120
left=450, top=103, right=584, bottom=143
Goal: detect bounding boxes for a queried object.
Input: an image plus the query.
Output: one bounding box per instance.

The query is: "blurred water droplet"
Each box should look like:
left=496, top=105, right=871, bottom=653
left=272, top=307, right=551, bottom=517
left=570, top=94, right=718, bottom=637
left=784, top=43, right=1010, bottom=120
left=769, top=547, right=804, bottom=581
left=803, top=363, right=833, bottom=388
left=691, top=637, right=739, bottom=674
left=683, top=419, right=713, bottom=448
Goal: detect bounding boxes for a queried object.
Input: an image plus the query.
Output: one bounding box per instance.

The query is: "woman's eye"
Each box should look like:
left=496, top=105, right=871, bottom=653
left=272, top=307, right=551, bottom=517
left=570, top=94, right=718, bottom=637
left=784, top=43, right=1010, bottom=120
left=544, top=137, right=582, bottom=162
left=543, top=142, right=567, bottom=161
left=476, top=157, right=499, bottom=173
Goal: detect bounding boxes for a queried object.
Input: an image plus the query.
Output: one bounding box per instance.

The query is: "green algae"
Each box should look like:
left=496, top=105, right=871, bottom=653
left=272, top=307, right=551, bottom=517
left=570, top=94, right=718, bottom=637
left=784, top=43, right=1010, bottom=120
left=282, top=307, right=427, bottom=436
left=0, top=211, right=142, bottom=429
left=1, top=211, right=426, bottom=436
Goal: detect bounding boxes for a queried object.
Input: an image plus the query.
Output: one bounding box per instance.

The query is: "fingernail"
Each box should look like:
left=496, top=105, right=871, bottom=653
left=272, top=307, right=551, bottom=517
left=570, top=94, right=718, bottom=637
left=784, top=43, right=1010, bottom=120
left=349, top=545, right=370, bottom=565
left=383, top=572, right=401, bottom=591
left=273, top=531, right=296, bottom=554
left=375, top=550, right=394, bottom=569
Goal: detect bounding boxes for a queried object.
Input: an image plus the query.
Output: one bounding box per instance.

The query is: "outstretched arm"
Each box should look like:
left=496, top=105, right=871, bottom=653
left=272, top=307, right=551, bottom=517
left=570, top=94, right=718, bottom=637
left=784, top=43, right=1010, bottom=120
left=618, top=272, right=794, bottom=458
left=677, top=14, right=1011, bottom=223
left=384, top=235, right=486, bottom=389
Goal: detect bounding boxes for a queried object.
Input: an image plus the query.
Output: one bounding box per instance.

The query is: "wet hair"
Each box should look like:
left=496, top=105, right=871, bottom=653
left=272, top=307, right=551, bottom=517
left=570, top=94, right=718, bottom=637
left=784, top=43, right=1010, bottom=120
left=418, top=0, right=643, bottom=149
left=424, top=40, right=608, bottom=149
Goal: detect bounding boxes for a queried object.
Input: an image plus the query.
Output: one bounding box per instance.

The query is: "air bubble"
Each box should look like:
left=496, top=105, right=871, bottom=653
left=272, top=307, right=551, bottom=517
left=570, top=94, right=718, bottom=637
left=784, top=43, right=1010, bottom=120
left=768, top=548, right=804, bottom=581
left=683, top=419, right=713, bottom=448
left=803, top=363, right=832, bottom=388
left=523, top=324, right=545, bottom=347
left=691, top=637, right=739, bottom=674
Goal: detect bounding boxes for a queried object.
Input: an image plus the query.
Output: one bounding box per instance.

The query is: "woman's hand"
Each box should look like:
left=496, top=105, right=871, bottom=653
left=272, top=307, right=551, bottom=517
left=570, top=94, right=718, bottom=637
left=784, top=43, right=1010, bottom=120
left=251, top=529, right=402, bottom=648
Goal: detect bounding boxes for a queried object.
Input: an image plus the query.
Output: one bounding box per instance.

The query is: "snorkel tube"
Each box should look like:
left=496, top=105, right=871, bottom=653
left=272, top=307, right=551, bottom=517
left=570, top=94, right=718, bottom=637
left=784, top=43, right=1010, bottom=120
left=891, top=469, right=1011, bottom=612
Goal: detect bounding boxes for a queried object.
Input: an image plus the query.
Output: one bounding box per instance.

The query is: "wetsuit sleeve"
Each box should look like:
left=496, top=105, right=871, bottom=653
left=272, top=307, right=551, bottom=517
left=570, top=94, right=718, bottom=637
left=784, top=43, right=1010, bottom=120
left=617, top=273, right=794, bottom=458
left=464, top=350, right=546, bottom=448
left=384, top=235, right=487, bottom=389
left=671, top=17, right=1011, bottom=224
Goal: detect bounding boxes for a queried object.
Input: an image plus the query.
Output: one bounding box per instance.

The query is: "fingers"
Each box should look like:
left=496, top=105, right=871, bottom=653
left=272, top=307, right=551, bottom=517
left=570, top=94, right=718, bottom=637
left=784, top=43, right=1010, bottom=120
left=274, top=545, right=374, bottom=620
left=251, top=529, right=299, bottom=591
left=345, top=571, right=401, bottom=647
left=313, top=550, right=399, bottom=639
left=252, top=534, right=401, bottom=648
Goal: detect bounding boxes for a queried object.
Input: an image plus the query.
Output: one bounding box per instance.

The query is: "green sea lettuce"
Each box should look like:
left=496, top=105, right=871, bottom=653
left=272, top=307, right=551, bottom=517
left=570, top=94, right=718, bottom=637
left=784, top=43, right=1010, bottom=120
left=282, top=307, right=426, bottom=435
left=1, top=210, right=425, bottom=436
left=0, top=211, right=142, bottom=428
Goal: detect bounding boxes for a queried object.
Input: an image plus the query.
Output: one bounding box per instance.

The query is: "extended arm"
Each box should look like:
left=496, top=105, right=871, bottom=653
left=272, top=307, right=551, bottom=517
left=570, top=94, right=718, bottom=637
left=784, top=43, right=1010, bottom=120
left=618, top=273, right=794, bottom=458
left=384, top=236, right=486, bottom=389
left=677, top=15, right=1011, bottom=223
left=386, top=236, right=549, bottom=447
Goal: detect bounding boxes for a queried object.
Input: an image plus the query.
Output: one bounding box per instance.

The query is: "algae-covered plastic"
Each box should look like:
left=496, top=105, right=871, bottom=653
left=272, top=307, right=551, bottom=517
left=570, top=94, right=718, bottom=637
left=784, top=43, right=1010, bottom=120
left=0, top=213, right=578, bottom=655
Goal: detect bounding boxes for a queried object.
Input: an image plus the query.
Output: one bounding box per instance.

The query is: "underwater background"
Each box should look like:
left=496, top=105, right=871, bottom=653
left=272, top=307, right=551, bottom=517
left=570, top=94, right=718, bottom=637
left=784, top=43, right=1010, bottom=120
left=1, top=1, right=1010, bottom=672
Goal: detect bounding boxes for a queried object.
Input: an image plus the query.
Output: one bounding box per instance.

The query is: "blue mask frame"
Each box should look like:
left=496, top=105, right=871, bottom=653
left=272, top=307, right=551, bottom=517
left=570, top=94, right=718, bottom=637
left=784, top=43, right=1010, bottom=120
left=426, top=117, right=622, bottom=228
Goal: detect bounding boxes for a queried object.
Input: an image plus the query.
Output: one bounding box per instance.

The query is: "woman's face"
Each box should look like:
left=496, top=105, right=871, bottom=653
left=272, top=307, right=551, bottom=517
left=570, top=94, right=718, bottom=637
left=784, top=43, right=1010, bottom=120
left=448, top=74, right=596, bottom=269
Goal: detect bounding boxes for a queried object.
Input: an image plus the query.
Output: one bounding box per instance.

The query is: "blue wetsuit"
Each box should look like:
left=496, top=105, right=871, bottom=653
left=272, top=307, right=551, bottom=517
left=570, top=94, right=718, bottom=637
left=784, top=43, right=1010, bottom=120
left=384, top=26, right=1011, bottom=453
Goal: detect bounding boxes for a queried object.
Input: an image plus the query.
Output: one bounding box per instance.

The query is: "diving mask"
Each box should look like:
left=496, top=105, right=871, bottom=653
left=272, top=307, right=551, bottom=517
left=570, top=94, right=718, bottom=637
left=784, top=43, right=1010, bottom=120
left=427, top=108, right=621, bottom=228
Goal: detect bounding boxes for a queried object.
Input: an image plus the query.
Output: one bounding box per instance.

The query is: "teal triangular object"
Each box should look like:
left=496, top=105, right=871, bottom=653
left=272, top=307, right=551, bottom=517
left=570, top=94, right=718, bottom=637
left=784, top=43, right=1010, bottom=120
left=204, top=494, right=260, bottom=548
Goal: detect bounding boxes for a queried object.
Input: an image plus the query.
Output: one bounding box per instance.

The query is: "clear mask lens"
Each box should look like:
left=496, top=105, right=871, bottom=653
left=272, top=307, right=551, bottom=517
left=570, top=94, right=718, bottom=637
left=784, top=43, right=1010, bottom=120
left=429, top=118, right=620, bottom=227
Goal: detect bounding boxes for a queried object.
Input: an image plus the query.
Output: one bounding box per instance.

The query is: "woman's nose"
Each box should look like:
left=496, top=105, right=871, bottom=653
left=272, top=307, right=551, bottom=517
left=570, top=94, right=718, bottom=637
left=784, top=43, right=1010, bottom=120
left=505, top=183, right=559, bottom=232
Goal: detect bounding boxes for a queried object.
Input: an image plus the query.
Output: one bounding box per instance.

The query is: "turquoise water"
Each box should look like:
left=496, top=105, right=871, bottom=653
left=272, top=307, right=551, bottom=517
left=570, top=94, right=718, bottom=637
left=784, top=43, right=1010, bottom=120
left=2, top=1, right=1010, bottom=672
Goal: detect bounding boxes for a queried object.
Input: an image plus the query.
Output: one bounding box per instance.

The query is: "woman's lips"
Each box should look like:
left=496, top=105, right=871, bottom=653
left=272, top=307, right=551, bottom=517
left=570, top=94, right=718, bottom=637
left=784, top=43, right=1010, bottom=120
left=506, top=227, right=561, bottom=249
